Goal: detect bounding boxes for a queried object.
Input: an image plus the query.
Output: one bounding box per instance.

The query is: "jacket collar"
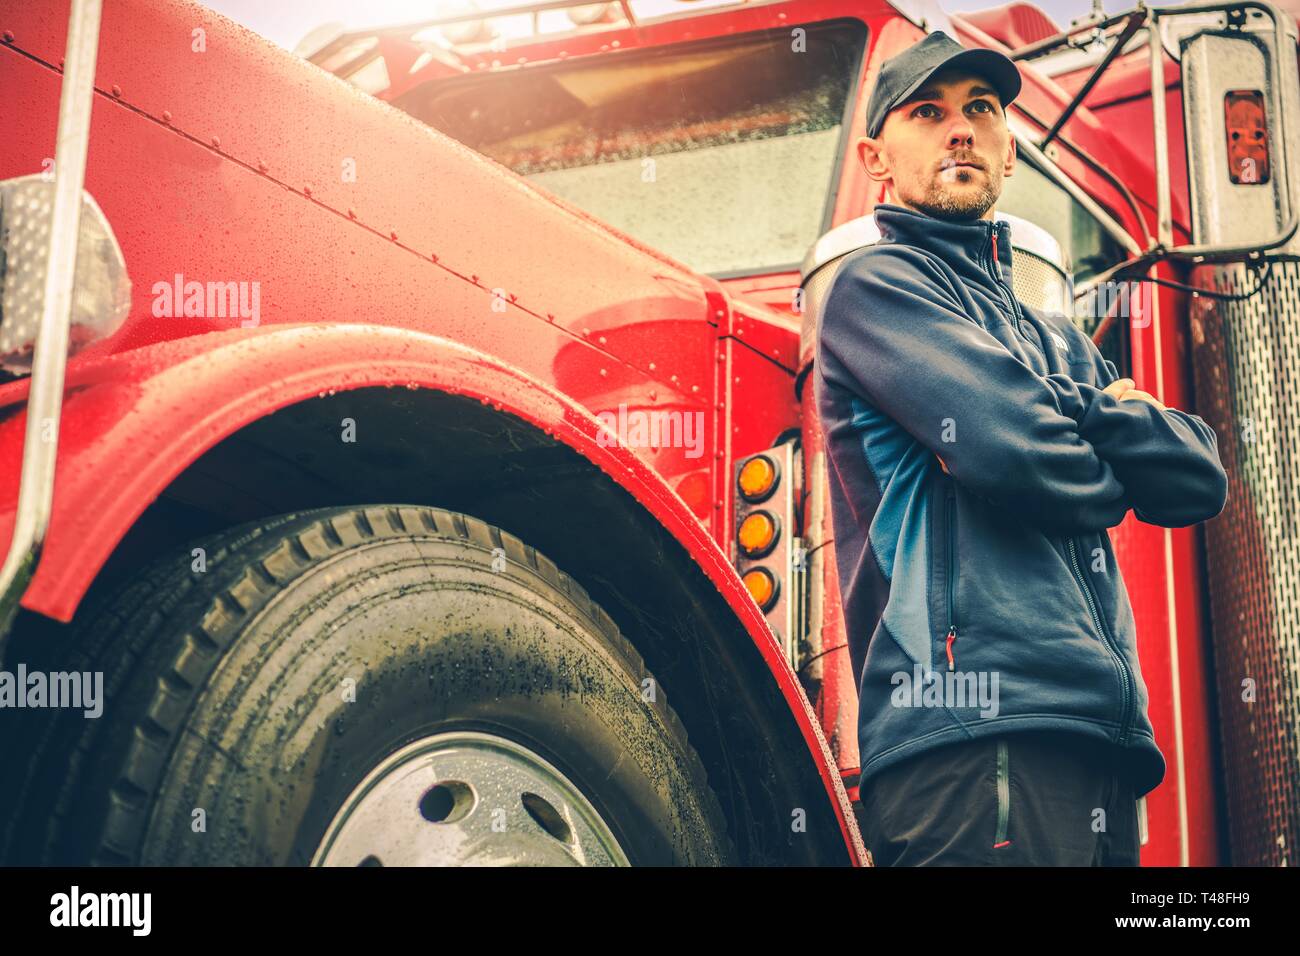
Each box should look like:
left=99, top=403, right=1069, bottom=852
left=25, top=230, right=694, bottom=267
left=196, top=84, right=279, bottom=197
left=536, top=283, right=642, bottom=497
left=872, top=202, right=1014, bottom=293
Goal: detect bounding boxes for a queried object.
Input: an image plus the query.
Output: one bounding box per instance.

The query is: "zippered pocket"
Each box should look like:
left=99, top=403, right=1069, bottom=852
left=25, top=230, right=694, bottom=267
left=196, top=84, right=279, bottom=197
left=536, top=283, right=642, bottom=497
left=994, top=738, right=1011, bottom=849
left=1064, top=534, right=1134, bottom=743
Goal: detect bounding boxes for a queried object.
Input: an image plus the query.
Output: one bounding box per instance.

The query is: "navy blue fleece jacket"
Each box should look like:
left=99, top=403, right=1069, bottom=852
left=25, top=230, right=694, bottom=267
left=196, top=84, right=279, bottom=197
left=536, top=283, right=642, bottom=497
left=813, top=202, right=1227, bottom=798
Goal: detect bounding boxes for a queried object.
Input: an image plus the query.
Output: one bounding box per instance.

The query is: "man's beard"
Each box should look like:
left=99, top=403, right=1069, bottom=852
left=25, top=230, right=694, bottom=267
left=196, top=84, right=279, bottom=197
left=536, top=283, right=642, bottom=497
left=905, top=172, right=999, bottom=222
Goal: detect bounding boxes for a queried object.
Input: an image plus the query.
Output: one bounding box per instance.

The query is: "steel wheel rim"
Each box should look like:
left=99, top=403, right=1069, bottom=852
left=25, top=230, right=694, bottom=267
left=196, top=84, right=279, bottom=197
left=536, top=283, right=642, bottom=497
left=312, top=730, right=630, bottom=867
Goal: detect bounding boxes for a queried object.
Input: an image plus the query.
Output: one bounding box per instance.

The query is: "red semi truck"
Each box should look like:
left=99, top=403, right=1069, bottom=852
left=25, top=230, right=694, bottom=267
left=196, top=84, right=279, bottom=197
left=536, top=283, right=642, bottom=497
left=0, top=0, right=1296, bottom=866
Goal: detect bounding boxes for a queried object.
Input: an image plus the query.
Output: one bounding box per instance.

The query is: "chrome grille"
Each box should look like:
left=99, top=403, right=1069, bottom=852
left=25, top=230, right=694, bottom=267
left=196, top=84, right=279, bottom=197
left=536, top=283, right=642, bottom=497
left=1190, top=255, right=1300, bottom=865
left=1010, top=250, right=1069, bottom=316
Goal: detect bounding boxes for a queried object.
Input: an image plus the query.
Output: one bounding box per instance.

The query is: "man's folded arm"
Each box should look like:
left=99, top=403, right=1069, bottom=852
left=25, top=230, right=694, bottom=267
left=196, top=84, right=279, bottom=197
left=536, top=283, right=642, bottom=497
left=1058, top=338, right=1229, bottom=527
left=818, top=248, right=1130, bottom=534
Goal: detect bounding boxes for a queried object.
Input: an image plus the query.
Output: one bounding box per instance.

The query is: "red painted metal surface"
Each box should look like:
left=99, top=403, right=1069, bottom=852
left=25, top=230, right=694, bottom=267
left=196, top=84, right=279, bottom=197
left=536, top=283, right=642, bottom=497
left=0, top=0, right=1266, bottom=865
left=0, top=0, right=869, bottom=865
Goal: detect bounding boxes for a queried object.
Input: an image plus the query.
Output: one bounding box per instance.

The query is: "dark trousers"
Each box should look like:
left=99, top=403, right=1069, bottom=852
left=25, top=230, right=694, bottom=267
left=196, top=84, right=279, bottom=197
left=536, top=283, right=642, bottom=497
left=859, top=730, right=1141, bottom=866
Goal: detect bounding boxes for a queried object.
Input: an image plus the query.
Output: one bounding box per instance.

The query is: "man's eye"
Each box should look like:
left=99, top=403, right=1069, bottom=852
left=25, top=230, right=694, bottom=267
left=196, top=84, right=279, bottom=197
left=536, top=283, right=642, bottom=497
left=914, top=105, right=938, bottom=118
left=969, top=100, right=993, bottom=113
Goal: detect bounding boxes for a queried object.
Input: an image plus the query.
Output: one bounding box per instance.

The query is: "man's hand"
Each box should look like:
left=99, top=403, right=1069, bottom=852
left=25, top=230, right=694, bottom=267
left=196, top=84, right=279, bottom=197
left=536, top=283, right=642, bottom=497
left=1102, top=377, right=1167, bottom=411
left=1101, top=377, right=1134, bottom=399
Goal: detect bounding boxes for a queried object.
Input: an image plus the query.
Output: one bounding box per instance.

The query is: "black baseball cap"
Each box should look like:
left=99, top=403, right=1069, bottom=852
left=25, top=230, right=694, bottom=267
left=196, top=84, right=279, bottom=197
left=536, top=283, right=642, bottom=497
left=864, top=31, right=1022, bottom=139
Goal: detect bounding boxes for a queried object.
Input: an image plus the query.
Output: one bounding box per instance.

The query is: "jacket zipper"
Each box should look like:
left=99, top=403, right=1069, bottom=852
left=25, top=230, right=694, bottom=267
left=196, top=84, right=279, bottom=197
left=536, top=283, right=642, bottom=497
left=1065, top=535, right=1134, bottom=743
left=988, top=226, right=1020, bottom=319
left=945, top=487, right=957, bottom=671
left=991, top=227, right=1132, bottom=739
left=988, top=226, right=1032, bottom=334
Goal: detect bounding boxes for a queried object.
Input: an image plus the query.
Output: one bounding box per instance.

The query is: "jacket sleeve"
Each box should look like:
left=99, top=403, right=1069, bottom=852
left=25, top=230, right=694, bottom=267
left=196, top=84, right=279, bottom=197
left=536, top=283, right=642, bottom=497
left=1060, top=327, right=1229, bottom=528
left=817, top=247, right=1131, bottom=534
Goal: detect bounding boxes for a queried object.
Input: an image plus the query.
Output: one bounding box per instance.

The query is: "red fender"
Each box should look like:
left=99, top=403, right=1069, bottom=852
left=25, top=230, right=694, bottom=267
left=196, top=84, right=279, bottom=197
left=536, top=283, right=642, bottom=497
left=0, top=323, right=866, bottom=864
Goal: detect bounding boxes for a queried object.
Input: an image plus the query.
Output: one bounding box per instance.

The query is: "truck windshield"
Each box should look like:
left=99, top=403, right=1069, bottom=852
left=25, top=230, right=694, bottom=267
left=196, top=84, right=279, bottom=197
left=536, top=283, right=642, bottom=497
left=394, top=20, right=866, bottom=277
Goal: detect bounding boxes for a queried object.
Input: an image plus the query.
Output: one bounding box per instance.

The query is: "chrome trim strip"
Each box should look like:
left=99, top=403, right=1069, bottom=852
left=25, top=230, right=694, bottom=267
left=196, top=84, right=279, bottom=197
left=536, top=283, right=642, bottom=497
left=0, top=0, right=103, bottom=642
left=1149, top=19, right=1174, bottom=250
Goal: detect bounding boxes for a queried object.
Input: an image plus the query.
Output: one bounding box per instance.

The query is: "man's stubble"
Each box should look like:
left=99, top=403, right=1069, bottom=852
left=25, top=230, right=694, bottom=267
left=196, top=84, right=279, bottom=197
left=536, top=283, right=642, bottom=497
left=899, top=167, right=1000, bottom=223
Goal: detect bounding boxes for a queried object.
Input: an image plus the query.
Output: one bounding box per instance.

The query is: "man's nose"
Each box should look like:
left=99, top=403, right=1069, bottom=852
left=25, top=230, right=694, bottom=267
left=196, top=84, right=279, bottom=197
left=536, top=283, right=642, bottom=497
left=946, top=121, right=975, bottom=148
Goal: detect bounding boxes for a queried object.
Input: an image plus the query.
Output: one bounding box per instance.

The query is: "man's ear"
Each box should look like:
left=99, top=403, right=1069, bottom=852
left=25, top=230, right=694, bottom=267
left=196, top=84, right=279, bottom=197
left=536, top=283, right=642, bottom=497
left=858, top=135, right=891, bottom=184
left=1002, top=133, right=1016, bottom=177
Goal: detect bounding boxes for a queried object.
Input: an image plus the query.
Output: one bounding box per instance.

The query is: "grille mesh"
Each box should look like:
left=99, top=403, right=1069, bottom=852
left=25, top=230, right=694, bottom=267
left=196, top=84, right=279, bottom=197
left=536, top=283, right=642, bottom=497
left=1190, top=255, right=1300, bottom=866
left=1010, top=252, right=1069, bottom=315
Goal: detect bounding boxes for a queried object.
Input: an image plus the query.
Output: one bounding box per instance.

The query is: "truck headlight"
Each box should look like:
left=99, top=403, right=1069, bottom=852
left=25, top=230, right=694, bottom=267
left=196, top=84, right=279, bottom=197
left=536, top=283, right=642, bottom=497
left=0, top=174, right=130, bottom=376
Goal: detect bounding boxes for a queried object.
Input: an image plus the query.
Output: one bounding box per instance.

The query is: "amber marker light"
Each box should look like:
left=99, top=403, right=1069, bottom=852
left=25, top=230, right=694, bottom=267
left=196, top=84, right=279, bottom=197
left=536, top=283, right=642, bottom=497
left=1225, top=89, right=1270, bottom=184
left=742, top=567, right=779, bottom=612
left=737, top=511, right=779, bottom=559
left=738, top=454, right=779, bottom=503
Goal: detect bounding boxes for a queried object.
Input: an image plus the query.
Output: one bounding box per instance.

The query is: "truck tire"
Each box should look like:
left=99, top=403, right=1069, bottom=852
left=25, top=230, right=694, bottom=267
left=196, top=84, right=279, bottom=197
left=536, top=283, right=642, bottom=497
left=0, top=505, right=735, bottom=866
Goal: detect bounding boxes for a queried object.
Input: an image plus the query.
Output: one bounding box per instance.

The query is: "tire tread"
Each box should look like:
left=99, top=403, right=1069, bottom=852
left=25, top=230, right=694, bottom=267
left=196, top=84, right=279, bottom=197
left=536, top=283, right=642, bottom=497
left=0, top=505, right=734, bottom=865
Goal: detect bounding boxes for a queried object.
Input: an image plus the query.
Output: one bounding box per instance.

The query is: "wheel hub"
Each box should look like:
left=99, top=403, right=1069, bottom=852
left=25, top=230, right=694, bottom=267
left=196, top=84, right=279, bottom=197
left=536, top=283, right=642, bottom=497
left=312, top=731, right=630, bottom=866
